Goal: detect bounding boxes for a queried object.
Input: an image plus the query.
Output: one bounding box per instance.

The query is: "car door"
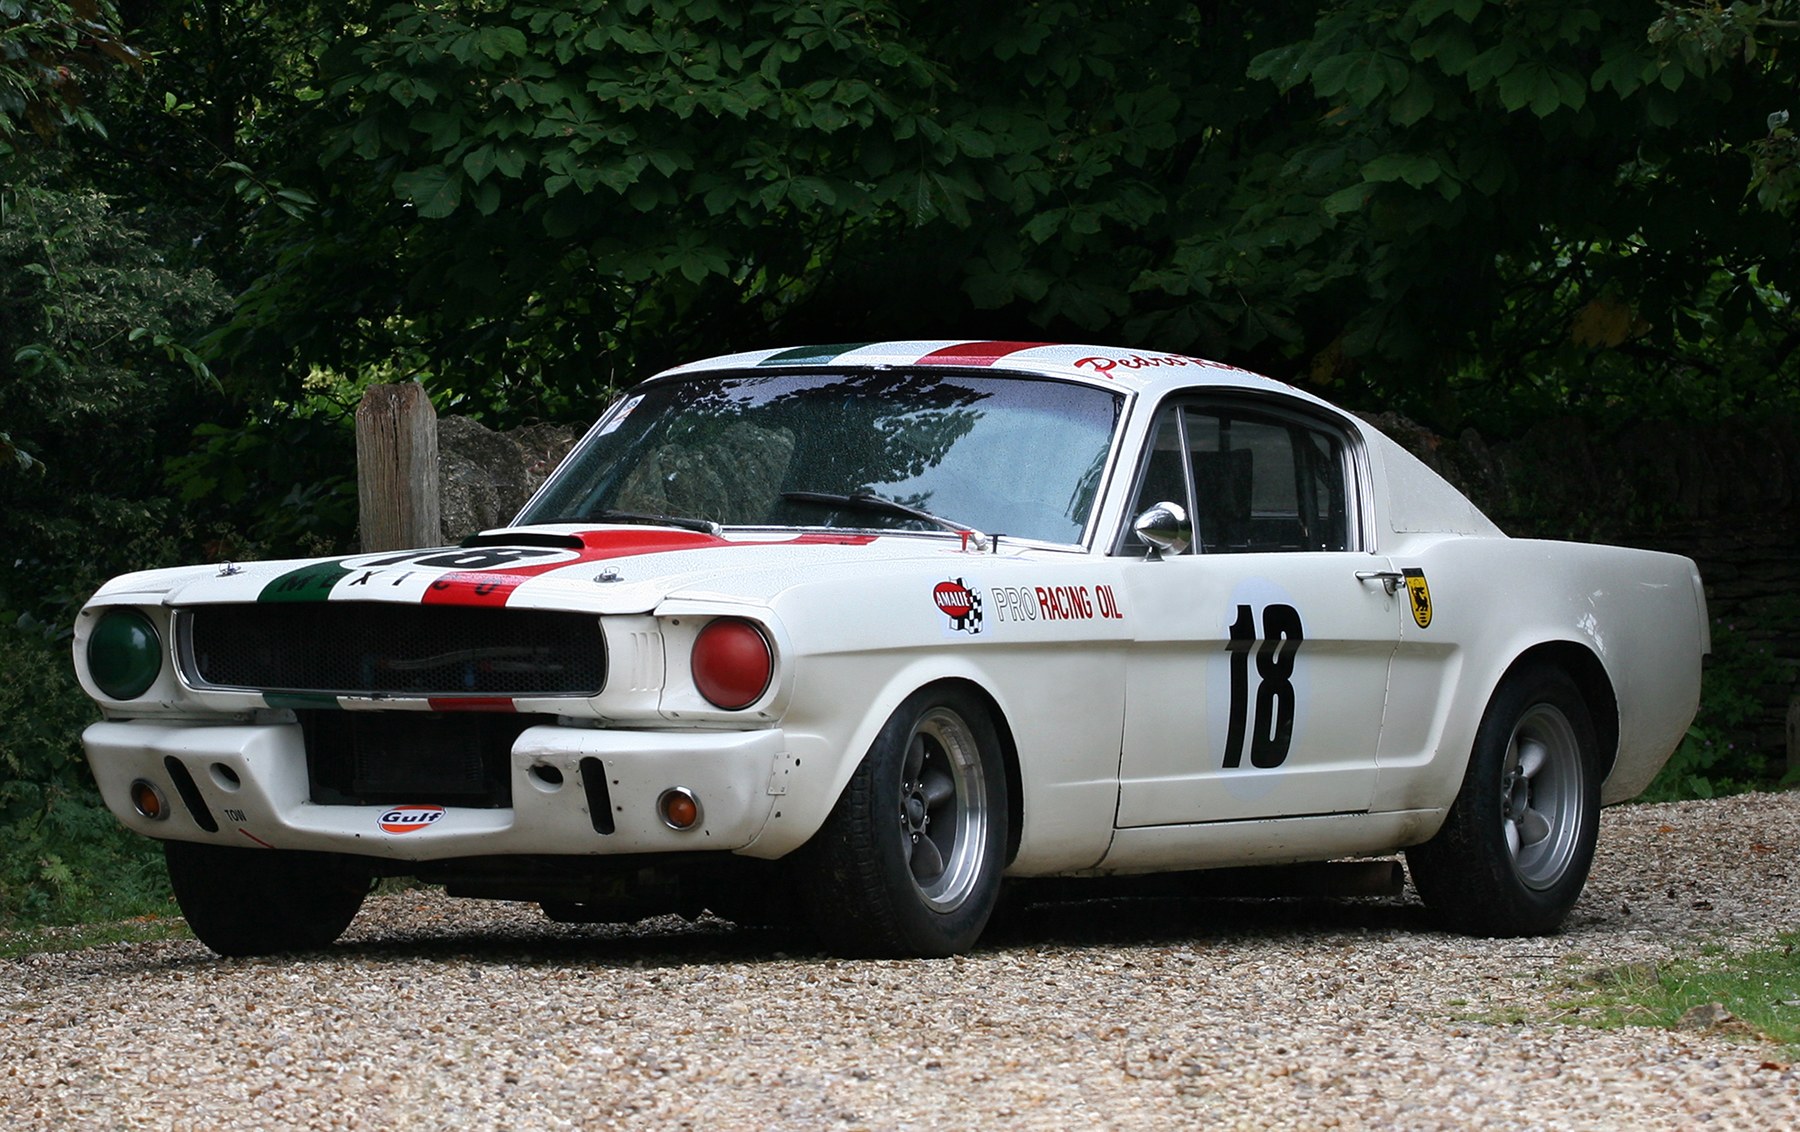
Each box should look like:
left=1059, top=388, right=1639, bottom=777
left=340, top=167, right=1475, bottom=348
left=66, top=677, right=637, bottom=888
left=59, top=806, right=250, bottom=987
left=1114, top=401, right=1402, bottom=826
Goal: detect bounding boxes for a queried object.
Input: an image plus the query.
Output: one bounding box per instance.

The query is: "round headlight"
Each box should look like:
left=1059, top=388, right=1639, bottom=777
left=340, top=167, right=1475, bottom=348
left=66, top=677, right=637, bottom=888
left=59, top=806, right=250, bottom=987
left=87, top=608, right=162, bottom=700
left=690, top=618, right=772, bottom=710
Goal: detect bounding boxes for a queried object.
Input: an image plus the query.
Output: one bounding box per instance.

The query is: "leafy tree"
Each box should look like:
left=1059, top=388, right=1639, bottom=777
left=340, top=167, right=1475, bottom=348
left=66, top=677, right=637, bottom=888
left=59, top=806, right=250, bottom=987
left=0, top=0, right=140, bottom=141
left=0, top=169, right=229, bottom=615
left=75, top=4, right=374, bottom=283
left=27, top=4, right=376, bottom=561
left=1236, top=0, right=1797, bottom=425
left=209, top=1, right=1312, bottom=421
left=203, top=0, right=1795, bottom=434
left=1650, top=0, right=1800, bottom=216
left=3, top=0, right=232, bottom=616
left=0, top=4, right=215, bottom=928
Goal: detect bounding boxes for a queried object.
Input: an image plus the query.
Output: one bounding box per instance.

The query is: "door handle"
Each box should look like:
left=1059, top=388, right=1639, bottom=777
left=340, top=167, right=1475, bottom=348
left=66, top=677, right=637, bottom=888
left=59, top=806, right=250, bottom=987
left=1356, top=570, right=1404, bottom=596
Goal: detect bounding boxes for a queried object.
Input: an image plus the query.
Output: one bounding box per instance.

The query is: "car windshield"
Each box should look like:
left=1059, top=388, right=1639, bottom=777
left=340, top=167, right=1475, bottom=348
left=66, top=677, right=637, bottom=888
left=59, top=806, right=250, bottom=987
left=518, top=369, right=1125, bottom=545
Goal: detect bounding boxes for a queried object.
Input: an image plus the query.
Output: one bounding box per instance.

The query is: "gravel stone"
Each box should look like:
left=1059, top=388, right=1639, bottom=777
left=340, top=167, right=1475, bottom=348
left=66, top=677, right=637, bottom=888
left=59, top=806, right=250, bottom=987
left=3, top=792, right=1797, bottom=1129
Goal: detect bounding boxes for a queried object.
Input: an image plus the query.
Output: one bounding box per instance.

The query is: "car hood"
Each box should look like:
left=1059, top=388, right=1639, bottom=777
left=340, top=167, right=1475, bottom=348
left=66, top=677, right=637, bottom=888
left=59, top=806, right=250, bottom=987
left=97, top=526, right=1017, bottom=615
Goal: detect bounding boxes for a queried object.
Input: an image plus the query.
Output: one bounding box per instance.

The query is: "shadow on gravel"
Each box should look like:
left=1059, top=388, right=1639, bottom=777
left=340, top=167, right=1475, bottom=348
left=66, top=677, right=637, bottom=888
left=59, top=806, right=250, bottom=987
left=333, top=918, right=810, bottom=969
left=65, top=892, right=1449, bottom=977
left=984, top=891, right=1440, bottom=951
left=63, top=880, right=1466, bottom=976
left=305, top=889, right=1446, bottom=970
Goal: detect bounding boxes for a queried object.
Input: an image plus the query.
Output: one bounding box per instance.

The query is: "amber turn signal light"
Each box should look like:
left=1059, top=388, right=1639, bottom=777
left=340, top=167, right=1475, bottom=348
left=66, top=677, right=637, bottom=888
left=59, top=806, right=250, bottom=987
left=129, top=779, right=169, bottom=821
left=658, top=787, right=702, bottom=831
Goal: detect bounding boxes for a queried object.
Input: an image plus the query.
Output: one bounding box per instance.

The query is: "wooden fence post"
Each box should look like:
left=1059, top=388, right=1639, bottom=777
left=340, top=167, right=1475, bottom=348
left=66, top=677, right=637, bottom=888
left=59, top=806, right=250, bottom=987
left=355, top=383, right=441, bottom=552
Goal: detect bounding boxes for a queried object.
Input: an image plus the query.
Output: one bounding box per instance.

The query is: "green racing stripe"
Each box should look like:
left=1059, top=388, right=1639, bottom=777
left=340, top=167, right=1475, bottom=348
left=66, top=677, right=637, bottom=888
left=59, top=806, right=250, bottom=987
left=756, top=343, right=871, bottom=366
left=258, top=559, right=354, bottom=602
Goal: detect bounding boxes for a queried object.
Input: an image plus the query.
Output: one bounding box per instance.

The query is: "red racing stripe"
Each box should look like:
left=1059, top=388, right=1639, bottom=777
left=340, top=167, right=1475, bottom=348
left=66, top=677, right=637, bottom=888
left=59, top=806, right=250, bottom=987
left=420, top=530, right=722, bottom=607
left=915, top=341, right=1054, bottom=367
left=419, top=529, right=877, bottom=607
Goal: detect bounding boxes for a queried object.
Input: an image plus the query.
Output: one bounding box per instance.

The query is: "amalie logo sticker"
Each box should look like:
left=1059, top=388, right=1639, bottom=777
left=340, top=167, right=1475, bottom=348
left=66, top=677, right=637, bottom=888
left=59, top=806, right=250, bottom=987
left=379, top=805, right=445, bottom=834
left=933, top=577, right=984, bottom=635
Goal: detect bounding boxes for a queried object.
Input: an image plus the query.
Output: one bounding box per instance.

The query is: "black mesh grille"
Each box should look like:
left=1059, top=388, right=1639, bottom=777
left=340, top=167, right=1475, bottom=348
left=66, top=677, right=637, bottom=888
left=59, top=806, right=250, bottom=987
left=184, top=603, right=605, bottom=697
left=301, top=711, right=522, bottom=807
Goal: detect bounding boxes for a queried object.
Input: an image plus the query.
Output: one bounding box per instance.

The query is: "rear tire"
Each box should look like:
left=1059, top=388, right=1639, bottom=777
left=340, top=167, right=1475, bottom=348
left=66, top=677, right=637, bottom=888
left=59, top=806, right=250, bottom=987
left=1407, top=665, right=1601, bottom=936
left=165, top=840, right=369, bottom=957
left=799, top=686, right=1009, bottom=957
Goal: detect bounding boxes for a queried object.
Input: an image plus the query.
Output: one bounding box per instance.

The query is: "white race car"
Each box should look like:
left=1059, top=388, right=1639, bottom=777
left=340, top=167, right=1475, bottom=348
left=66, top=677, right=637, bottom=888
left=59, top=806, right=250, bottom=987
left=74, top=341, right=1707, bottom=957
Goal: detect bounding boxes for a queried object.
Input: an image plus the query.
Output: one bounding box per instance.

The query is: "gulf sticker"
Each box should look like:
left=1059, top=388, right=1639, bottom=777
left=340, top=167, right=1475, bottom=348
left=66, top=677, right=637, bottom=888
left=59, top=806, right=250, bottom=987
left=933, top=577, right=984, bottom=636
left=379, top=805, right=445, bottom=834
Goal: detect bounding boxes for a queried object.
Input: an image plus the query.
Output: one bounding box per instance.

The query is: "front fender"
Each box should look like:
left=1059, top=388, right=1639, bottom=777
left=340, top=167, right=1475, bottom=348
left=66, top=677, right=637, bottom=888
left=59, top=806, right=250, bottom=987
left=741, top=645, right=1124, bottom=872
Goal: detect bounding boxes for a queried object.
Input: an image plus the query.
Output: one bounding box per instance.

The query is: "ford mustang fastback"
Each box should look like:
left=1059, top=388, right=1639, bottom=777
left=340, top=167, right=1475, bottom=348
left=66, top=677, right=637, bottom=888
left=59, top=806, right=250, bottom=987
left=74, top=341, right=1708, bottom=957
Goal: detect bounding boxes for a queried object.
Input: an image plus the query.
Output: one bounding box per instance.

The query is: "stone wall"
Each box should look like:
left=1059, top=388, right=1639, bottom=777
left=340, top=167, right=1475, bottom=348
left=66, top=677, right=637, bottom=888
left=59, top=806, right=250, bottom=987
left=437, top=417, right=583, bottom=543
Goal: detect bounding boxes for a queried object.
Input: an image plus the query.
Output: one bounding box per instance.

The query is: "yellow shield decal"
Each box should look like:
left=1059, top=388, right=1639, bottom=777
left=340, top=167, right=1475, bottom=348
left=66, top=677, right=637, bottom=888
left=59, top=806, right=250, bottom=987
left=1403, top=568, right=1432, bottom=629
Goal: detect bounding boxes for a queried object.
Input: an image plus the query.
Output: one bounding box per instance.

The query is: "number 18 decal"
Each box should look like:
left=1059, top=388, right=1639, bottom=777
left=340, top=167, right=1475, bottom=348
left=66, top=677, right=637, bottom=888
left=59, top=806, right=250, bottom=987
left=1224, top=603, right=1305, bottom=769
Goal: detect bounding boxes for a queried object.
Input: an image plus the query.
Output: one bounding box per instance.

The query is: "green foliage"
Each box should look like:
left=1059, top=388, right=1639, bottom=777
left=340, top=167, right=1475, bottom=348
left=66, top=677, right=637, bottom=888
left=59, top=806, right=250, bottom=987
left=1648, top=0, right=1800, bottom=218
left=0, top=1, right=140, bottom=141
left=1, top=424, right=38, bottom=470
left=2, top=177, right=222, bottom=394
left=1639, top=618, right=1784, bottom=802
left=163, top=403, right=358, bottom=560
left=0, top=916, right=189, bottom=958
left=1649, top=1, right=1800, bottom=215
left=1240, top=0, right=1798, bottom=427
left=0, top=8, right=355, bottom=931
left=188, top=0, right=1799, bottom=435
left=72, top=3, right=371, bottom=285
left=1558, top=936, right=1800, bottom=1055
left=0, top=624, right=172, bottom=928
left=212, top=0, right=1318, bottom=421
left=0, top=168, right=231, bottom=625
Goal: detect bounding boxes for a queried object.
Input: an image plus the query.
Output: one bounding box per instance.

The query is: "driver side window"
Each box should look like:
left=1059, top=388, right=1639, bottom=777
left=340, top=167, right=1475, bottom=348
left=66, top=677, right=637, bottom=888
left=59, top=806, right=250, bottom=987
left=1121, top=402, right=1351, bottom=554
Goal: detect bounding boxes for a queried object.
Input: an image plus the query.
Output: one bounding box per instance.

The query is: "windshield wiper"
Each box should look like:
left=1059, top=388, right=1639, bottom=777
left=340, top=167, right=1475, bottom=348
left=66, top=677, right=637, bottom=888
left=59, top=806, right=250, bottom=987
left=781, top=490, right=990, bottom=550
left=534, top=510, right=722, bottom=536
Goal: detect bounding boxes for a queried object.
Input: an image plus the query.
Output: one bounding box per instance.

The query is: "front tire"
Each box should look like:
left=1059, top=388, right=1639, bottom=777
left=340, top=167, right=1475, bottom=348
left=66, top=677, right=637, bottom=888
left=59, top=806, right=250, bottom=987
left=165, top=840, right=369, bottom=957
left=1407, top=665, right=1601, bottom=936
left=799, top=686, right=1009, bottom=957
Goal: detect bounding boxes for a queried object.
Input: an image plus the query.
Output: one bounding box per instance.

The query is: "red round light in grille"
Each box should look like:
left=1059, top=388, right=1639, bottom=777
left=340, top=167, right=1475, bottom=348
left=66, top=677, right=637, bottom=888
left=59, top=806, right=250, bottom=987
left=691, top=618, right=772, bottom=710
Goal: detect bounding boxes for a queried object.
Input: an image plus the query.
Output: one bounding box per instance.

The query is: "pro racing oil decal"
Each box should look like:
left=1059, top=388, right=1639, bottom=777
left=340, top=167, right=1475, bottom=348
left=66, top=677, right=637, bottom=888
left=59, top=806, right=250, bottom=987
left=988, top=584, right=1124, bottom=623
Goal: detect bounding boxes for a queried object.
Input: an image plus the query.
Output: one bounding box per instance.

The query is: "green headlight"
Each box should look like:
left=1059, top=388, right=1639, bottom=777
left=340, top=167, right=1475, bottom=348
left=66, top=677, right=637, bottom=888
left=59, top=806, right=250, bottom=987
left=87, top=609, right=162, bottom=700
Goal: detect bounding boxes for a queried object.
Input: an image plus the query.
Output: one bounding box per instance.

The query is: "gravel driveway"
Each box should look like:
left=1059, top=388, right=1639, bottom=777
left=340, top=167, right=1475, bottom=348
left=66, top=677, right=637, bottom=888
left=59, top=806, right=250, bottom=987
left=4, top=792, right=1797, bottom=1130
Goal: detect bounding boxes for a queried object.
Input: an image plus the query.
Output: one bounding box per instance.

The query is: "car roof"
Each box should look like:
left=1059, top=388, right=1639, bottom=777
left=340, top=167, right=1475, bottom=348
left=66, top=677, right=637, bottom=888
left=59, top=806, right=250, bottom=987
left=639, top=340, right=1504, bottom=541
left=653, top=340, right=1332, bottom=406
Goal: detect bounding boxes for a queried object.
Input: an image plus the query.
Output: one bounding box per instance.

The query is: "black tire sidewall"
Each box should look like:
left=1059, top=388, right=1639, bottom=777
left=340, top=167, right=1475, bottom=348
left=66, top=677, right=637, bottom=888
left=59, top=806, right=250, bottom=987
left=165, top=840, right=368, bottom=957
left=802, top=685, right=1009, bottom=957
left=1408, top=666, right=1601, bottom=937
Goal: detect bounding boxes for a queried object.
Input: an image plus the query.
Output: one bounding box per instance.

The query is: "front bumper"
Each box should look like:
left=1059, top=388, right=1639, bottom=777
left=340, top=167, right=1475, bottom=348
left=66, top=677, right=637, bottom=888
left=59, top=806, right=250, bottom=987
left=83, top=719, right=792, bottom=861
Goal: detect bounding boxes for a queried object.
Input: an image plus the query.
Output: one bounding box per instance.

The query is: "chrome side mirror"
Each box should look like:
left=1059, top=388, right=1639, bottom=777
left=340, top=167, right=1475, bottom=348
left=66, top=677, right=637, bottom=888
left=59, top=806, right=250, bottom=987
left=1133, top=501, right=1192, bottom=559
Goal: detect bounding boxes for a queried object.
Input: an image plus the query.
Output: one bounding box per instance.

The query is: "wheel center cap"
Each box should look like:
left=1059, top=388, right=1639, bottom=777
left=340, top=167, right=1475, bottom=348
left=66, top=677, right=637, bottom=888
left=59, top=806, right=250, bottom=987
left=1503, top=777, right=1529, bottom=820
